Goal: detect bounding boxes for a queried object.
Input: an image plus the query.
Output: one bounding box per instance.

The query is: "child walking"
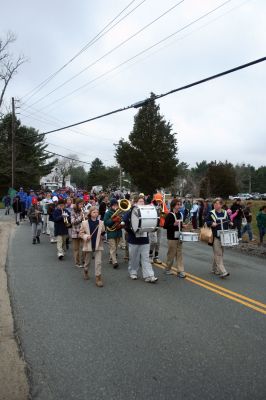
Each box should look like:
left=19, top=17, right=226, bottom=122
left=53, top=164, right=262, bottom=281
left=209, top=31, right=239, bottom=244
left=79, top=206, right=105, bottom=287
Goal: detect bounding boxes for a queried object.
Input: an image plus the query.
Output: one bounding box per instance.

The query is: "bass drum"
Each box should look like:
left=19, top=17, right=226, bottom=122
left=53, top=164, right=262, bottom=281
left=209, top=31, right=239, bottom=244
left=131, top=205, right=159, bottom=234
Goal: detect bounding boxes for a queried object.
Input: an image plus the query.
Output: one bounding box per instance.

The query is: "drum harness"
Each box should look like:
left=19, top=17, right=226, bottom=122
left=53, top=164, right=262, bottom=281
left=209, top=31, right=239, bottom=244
left=170, top=211, right=183, bottom=239
left=210, top=210, right=230, bottom=237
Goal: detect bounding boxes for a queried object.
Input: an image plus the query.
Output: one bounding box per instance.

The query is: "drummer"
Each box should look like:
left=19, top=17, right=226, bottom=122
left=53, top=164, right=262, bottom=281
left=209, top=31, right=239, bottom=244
left=122, top=197, right=158, bottom=283
left=163, top=198, right=188, bottom=278
left=206, top=198, right=231, bottom=278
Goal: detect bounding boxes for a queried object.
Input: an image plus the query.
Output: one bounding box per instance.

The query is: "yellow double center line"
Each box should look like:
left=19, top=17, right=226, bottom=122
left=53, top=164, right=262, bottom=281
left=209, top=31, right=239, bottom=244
left=154, top=262, right=266, bottom=315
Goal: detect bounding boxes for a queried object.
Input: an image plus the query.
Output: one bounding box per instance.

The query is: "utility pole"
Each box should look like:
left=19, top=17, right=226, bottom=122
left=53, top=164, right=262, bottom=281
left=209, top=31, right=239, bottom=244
left=11, top=97, right=16, bottom=188
left=119, top=165, right=122, bottom=191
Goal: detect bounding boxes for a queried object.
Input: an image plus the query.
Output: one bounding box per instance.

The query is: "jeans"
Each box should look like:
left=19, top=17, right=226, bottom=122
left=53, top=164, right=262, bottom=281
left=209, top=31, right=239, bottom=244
left=32, top=222, right=42, bottom=239
left=241, top=223, right=253, bottom=240
left=258, top=227, right=266, bottom=243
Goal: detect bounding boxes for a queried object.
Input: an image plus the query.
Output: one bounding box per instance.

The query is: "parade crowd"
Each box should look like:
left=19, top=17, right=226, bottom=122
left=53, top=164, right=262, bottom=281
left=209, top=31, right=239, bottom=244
left=2, top=187, right=266, bottom=287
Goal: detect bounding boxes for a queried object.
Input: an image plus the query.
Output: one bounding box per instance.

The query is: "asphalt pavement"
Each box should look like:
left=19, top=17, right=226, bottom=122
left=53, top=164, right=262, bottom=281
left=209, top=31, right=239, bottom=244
left=6, top=220, right=266, bottom=400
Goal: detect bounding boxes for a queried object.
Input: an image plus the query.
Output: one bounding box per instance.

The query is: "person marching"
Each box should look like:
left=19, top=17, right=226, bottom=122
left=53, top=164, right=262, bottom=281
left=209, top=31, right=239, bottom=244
left=163, top=198, right=187, bottom=278
left=41, top=192, right=52, bottom=235
left=71, top=199, right=84, bottom=268
left=3, top=193, right=11, bottom=215
left=206, top=198, right=231, bottom=278
left=149, top=193, right=169, bottom=264
left=104, top=199, right=122, bottom=269
left=79, top=206, right=105, bottom=287
left=122, top=196, right=158, bottom=283
left=28, top=197, right=43, bottom=244
left=12, top=195, right=22, bottom=225
left=53, top=199, right=70, bottom=260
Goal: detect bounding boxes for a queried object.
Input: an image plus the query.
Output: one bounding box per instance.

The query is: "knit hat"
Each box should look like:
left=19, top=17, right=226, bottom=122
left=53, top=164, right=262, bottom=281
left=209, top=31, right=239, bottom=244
left=110, top=198, right=118, bottom=207
left=52, top=196, right=59, bottom=202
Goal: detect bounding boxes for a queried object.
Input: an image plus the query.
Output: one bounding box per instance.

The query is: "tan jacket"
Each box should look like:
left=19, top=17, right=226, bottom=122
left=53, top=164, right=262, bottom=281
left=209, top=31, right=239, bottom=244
left=79, top=219, right=105, bottom=252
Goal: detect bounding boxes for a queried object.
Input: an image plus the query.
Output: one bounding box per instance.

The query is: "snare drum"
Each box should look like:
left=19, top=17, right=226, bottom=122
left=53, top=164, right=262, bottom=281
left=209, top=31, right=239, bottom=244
left=219, top=230, right=239, bottom=247
left=131, top=205, right=159, bottom=234
left=179, top=232, right=199, bottom=242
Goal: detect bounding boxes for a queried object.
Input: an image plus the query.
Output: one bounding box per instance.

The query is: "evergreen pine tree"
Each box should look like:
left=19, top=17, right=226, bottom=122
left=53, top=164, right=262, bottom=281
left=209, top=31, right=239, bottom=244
left=0, top=114, right=56, bottom=189
left=115, top=93, right=179, bottom=193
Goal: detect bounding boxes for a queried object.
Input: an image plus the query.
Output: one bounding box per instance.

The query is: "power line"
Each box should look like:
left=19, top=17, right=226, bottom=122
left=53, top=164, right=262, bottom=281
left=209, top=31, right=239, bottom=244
left=43, top=150, right=92, bottom=166
left=40, top=56, right=266, bottom=135
left=21, top=0, right=143, bottom=102
left=34, top=0, right=234, bottom=113
left=24, top=0, right=185, bottom=109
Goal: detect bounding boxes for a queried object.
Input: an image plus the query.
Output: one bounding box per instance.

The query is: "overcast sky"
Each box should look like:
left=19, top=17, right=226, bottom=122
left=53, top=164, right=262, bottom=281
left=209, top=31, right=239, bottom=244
left=1, top=0, right=265, bottom=170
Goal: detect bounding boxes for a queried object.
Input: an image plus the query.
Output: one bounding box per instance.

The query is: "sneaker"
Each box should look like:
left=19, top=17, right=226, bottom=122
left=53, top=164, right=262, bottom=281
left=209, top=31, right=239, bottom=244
left=153, top=257, right=162, bottom=264
left=32, top=238, right=36, bottom=245
left=113, top=263, right=119, bottom=269
left=220, top=272, right=230, bottom=278
left=177, top=272, right=186, bottom=278
left=130, top=274, right=138, bottom=280
left=211, top=270, right=220, bottom=275
left=36, top=236, right=40, bottom=244
left=145, top=276, right=158, bottom=283
left=165, top=269, right=175, bottom=275
left=58, top=254, right=64, bottom=260
left=75, top=264, right=83, bottom=268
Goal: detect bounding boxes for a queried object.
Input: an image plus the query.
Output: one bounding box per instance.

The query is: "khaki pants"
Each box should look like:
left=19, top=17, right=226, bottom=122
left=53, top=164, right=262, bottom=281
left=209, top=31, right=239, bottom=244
left=83, top=250, right=102, bottom=276
left=72, top=238, right=83, bottom=265
left=108, top=238, right=120, bottom=264
left=57, top=235, right=67, bottom=256
left=166, top=240, right=184, bottom=273
left=212, top=237, right=227, bottom=274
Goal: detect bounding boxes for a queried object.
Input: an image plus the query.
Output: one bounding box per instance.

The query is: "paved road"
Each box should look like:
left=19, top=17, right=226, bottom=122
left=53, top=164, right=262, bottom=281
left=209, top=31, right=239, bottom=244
left=6, top=220, right=266, bottom=400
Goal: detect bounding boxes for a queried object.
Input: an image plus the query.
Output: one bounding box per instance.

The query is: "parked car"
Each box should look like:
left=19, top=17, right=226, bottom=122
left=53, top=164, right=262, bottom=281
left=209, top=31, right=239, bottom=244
left=251, top=193, right=261, bottom=200
left=261, top=193, right=266, bottom=200
left=233, top=193, right=253, bottom=201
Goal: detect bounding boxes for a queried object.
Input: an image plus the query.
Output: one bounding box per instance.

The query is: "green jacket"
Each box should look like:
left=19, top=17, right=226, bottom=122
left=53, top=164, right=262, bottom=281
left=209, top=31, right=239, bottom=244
left=104, top=208, right=123, bottom=239
left=256, top=211, right=266, bottom=228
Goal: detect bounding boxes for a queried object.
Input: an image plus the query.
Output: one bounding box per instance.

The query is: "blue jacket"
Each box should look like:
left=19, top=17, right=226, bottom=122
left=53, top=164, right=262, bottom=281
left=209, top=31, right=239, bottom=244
left=53, top=208, right=69, bottom=236
left=26, top=194, right=37, bottom=209
left=16, top=191, right=27, bottom=203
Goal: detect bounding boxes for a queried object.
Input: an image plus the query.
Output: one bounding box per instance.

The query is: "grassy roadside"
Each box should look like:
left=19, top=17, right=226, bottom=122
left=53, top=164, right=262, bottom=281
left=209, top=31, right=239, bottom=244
left=227, top=200, right=266, bottom=239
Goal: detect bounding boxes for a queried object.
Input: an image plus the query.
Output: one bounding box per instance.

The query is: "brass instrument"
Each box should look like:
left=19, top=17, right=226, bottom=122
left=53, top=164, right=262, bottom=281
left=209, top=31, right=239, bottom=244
left=63, top=211, right=72, bottom=228
left=107, top=199, right=131, bottom=232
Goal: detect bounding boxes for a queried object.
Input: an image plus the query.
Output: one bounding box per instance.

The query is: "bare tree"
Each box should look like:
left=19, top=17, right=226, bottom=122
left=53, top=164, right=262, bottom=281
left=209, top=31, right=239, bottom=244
left=0, top=32, right=26, bottom=110
left=55, top=154, right=80, bottom=186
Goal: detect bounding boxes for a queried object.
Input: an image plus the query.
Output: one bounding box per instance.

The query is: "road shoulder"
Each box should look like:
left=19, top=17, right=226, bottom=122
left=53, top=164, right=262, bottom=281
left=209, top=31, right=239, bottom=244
left=0, top=219, right=29, bottom=400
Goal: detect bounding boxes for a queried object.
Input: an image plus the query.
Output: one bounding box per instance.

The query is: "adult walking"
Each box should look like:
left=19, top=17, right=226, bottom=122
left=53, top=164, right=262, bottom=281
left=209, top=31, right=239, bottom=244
left=206, top=198, right=231, bottom=278
left=241, top=201, right=254, bottom=242
left=230, top=198, right=244, bottom=239
left=163, top=198, right=187, bottom=278
left=256, top=205, right=266, bottom=246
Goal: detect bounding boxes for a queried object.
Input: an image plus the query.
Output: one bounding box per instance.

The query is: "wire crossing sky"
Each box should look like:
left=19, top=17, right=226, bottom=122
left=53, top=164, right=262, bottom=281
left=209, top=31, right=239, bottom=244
left=2, top=0, right=266, bottom=168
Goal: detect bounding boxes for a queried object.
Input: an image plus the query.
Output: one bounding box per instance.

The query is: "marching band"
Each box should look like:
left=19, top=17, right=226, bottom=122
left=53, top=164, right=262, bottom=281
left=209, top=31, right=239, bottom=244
left=8, top=188, right=266, bottom=289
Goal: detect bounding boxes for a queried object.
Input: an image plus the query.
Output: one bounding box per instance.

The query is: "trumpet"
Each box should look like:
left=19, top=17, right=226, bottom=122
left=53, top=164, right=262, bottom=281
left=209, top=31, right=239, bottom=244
left=107, top=199, right=131, bottom=232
